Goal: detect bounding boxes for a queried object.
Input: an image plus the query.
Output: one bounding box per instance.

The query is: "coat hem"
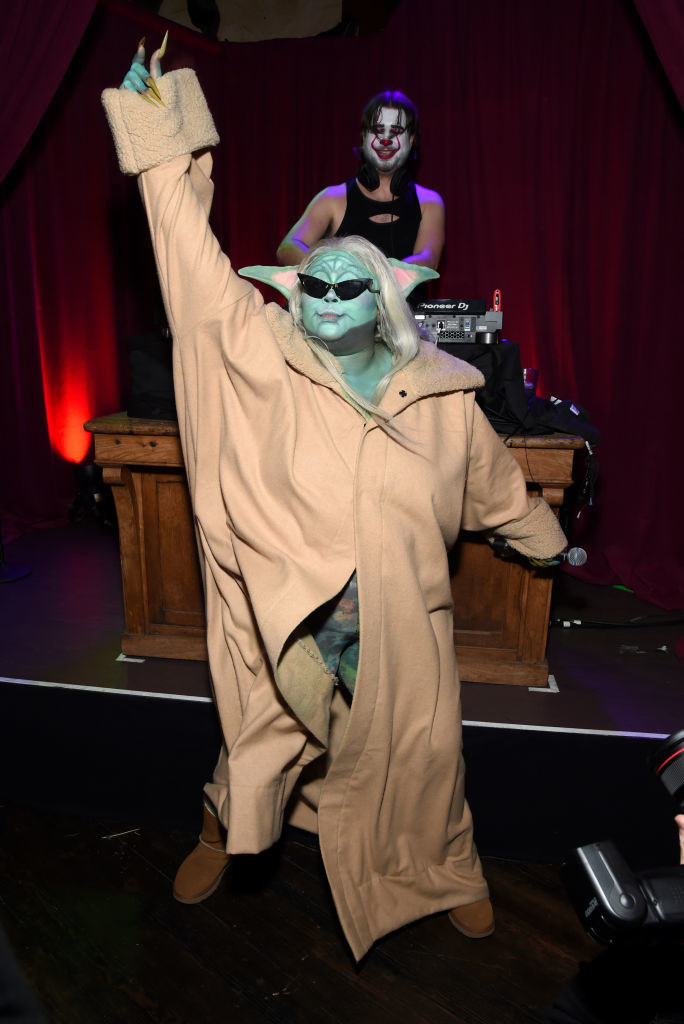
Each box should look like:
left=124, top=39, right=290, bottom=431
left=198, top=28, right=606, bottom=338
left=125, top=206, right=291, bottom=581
left=344, top=858, right=491, bottom=960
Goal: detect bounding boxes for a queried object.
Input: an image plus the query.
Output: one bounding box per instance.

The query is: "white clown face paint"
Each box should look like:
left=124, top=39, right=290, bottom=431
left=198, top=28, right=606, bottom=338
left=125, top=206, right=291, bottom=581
left=361, top=106, right=412, bottom=177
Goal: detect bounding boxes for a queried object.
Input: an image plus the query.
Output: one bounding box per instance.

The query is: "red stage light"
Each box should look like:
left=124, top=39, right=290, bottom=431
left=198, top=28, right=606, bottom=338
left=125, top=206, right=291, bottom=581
left=44, top=382, right=94, bottom=464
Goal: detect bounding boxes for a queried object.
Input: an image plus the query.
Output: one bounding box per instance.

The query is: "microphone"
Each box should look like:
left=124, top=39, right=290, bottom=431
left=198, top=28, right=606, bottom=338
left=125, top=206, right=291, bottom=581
left=490, top=538, right=587, bottom=567
left=559, top=547, right=588, bottom=566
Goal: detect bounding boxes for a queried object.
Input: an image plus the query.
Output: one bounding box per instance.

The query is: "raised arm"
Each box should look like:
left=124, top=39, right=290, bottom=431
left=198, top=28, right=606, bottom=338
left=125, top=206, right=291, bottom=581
left=103, top=45, right=305, bottom=505
left=102, top=43, right=253, bottom=339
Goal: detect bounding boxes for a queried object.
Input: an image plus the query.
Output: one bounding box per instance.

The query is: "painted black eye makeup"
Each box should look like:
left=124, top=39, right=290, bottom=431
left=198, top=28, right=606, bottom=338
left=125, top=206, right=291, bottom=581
left=298, top=274, right=377, bottom=300
left=371, top=114, right=406, bottom=138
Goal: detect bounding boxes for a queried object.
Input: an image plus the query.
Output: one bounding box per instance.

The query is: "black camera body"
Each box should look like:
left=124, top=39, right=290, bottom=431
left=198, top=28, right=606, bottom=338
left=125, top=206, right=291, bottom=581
left=562, top=840, right=684, bottom=945
left=562, top=729, right=684, bottom=945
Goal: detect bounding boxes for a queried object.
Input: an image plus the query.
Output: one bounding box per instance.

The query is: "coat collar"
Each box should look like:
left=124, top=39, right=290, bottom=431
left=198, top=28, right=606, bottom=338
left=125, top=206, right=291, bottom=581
left=265, top=302, right=484, bottom=411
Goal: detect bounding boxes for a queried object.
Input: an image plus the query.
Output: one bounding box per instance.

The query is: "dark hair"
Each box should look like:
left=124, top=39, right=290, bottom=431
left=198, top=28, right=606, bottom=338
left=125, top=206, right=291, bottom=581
left=360, top=90, right=420, bottom=158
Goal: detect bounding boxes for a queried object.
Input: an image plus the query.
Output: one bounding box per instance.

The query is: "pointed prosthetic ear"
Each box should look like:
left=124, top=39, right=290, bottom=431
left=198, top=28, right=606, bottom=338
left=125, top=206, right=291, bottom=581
left=238, top=265, right=299, bottom=300
left=388, top=259, right=440, bottom=296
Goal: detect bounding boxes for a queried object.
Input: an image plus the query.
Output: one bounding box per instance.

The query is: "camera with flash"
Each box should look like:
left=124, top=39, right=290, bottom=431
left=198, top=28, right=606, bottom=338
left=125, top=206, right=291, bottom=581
left=562, top=730, right=684, bottom=945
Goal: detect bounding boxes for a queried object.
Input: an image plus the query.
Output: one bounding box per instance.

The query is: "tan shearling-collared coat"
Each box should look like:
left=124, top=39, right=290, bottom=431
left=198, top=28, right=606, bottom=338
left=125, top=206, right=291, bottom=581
left=102, top=71, right=566, bottom=960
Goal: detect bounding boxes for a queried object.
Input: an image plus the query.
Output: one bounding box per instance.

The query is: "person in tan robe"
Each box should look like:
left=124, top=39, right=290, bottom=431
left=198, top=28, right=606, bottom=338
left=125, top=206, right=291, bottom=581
left=103, top=46, right=567, bottom=961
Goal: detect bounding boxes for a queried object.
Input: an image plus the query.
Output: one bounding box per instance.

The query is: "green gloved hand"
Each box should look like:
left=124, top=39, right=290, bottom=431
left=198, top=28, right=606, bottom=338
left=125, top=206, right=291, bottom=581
left=120, top=32, right=167, bottom=106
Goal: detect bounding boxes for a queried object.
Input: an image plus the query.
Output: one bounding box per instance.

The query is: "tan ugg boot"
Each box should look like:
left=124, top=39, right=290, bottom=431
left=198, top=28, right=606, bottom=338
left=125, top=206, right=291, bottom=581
left=448, top=897, right=495, bottom=938
left=173, top=805, right=230, bottom=904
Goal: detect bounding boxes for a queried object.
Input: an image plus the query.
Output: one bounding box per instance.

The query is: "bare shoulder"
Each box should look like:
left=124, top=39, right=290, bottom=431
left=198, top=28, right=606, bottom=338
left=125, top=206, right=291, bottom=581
left=415, top=183, right=445, bottom=209
left=279, top=182, right=349, bottom=255
left=311, top=182, right=348, bottom=208
left=324, top=182, right=348, bottom=199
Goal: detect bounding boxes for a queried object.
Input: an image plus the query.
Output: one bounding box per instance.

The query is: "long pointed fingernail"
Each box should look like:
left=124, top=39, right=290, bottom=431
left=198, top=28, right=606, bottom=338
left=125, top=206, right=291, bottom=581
left=139, top=91, right=159, bottom=106
left=158, top=30, right=168, bottom=58
left=146, top=76, right=163, bottom=102
left=138, top=36, right=145, bottom=50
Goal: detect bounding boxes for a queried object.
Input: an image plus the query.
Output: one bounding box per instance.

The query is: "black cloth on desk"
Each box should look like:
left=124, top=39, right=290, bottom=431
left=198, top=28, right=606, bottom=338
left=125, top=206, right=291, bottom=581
left=124, top=330, right=599, bottom=442
left=439, top=340, right=600, bottom=444
left=126, top=332, right=177, bottom=421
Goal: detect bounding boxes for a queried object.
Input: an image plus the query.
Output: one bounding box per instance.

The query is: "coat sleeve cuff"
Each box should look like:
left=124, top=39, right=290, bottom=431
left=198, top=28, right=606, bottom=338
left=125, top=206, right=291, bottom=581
left=498, top=498, right=568, bottom=559
left=101, top=68, right=219, bottom=175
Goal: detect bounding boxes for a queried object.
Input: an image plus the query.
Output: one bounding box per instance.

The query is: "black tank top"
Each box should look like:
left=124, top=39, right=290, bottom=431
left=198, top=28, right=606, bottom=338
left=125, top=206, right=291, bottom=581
left=335, top=179, right=421, bottom=260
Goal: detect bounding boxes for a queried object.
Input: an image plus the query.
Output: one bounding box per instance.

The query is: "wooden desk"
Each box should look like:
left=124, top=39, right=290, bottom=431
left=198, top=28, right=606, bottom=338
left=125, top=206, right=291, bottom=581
left=85, top=413, right=206, bottom=660
left=85, top=414, right=583, bottom=683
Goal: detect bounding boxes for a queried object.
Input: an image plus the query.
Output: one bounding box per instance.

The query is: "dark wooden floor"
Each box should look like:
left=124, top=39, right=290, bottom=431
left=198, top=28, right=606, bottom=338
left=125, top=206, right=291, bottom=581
left=0, top=803, right=597, bottom=1024
left=2, top=523, right=684, bottom=1022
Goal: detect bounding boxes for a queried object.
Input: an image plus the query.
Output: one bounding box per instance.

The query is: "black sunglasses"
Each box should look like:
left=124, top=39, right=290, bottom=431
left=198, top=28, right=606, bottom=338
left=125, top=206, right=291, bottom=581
left=297, top=273, right=377, bottom=301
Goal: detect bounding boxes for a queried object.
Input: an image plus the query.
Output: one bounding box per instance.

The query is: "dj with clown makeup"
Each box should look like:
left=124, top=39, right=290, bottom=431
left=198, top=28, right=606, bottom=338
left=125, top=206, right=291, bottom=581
left=105, top=42, right=566, bottom=960
left=277, top=89, right=444, bottom=271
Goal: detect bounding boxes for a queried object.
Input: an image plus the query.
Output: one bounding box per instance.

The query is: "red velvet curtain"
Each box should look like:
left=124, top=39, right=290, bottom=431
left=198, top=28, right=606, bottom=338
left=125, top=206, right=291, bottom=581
left=635, top=0, right=684, bottom=109
left=0, top=0, right=99, bottom=184
left=2, top=0, right=683, bottom=608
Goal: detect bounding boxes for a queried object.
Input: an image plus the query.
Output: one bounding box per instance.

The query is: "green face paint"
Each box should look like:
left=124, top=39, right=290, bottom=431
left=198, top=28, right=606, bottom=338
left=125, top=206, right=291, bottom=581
left=301, top=252, right=378, bottom=355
